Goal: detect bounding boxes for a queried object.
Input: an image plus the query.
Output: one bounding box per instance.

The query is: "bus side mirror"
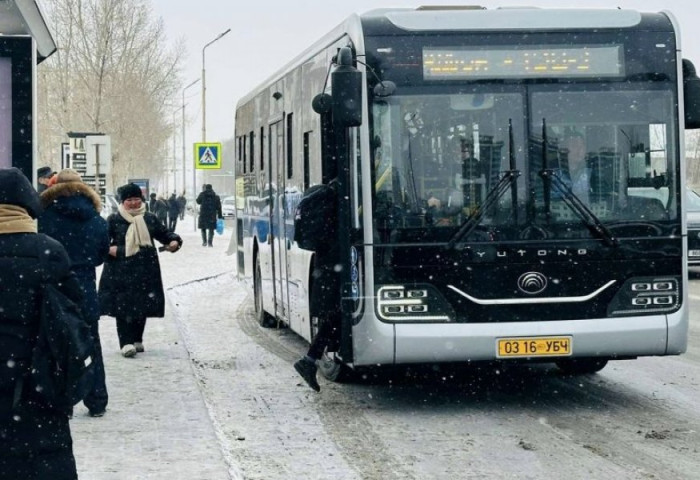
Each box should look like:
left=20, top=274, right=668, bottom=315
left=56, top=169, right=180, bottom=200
left=331, top=47, right=363, bottom=127
left=683, top=59, right=700, bottom=129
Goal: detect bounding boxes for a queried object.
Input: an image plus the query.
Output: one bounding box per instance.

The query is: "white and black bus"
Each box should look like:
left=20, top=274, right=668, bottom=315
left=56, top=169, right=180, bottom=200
left=233, top=6, right=700, bottom=380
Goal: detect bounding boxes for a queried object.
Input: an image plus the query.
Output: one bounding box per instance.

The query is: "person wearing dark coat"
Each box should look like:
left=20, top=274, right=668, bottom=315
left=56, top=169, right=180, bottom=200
left=154, top=195, right=168, bottom=226
left=38, top=168, right=110, bottom=418
left=167, top=192, right=179, bottom=232
left=36, top=166, right=54, bottom=193
left=176, top=192, right=187, bottom=220
left=98, top=183, right=183, bottom=357
left=196, top=184, right=222, bottom=247
left=148, top=192, right=157, bottom=213
left=0, top=167, right=80, bottom=479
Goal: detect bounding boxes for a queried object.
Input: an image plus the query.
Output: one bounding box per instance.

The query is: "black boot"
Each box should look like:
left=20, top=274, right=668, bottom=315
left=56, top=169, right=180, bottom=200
left=294, top=357, right=320, bottom=392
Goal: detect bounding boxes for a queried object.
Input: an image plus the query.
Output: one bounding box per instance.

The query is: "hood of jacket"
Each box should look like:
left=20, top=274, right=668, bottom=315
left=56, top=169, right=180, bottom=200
left=40, top=182, right=102, bottom=221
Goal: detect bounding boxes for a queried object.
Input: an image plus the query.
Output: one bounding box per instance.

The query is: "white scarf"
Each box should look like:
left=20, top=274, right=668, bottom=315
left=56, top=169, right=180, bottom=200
left=118, top=203, right=152, bottom=257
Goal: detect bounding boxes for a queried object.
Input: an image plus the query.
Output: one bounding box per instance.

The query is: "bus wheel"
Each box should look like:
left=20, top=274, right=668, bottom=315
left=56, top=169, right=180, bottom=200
left=254, top=256, right=275, bottom=328
left=318, top=352, right=354, bottom=382
left=555, top=358, right=608, bottom=375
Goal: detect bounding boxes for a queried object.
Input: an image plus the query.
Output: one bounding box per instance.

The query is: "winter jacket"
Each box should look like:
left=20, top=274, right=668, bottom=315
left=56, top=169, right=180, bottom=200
left=0, top=232, right=80, bottom=480
left=154, top=199, right=168, bottom=224
left=38, top=182, right=110, bottom=323
left=196, top=189, right=222, bottom=230
left=167, top=194, right=180, bottom=217
left=176, top=195, right=187, bottom=213
left=98, top=211, right=182, bottom=319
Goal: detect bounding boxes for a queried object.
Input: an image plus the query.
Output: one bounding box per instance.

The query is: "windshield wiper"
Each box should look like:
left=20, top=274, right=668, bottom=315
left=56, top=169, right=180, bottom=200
left=447, top=119, right=520, bottom=250
left=538, top=119, right=618, bottom=247
left=544, top=171, right=618, bottom=246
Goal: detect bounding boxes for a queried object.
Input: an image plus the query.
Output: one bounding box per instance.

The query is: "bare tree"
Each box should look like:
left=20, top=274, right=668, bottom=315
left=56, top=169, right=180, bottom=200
left=37, top=0, right=185, bottom=191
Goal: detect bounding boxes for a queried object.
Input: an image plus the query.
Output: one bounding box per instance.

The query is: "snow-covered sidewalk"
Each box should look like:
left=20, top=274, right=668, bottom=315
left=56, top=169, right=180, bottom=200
left=71, top=215, right=237, bottom=480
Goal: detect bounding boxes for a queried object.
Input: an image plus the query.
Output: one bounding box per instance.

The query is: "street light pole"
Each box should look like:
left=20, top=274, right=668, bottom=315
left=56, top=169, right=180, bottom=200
left=181, top=78, right=200, bottom=196
left=201, top=28, right=231, bottom=143
left=197, top=28, right=229, bottom=232
left=172, top=108, right=178, bottom=193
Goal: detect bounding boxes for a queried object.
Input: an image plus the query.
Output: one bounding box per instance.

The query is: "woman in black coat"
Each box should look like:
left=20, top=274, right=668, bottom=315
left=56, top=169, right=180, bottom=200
left=98, top=183, right=182, bottom=357
left=196, top=184, right=222, bottom=247
left=0, top=168, right=79, bottom=479
left=39, top=168, right=110, bottom=417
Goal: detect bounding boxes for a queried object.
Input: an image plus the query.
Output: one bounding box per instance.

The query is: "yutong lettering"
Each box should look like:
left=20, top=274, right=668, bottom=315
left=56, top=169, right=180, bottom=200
left=474, top=249, right=588, bottom=259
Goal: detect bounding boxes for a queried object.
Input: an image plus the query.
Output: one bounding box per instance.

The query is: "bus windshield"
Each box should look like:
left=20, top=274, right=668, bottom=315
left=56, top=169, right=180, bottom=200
left=371, top=85, right=678, bottom=244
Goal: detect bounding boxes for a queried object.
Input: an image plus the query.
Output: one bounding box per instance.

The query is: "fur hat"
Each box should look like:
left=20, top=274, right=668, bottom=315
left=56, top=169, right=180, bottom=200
left=117, top=183, right=144, bottom=203
left=37, top=166, right=53, bottom=179
left=56, top=168, right=82, bottom=184
left=0, top=167, right=42, bottom=218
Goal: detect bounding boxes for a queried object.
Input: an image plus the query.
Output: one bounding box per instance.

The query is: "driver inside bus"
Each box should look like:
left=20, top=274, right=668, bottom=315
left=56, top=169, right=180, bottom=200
left=427, top=138, right=481, bottom=226
left=560, top=131, right=591, bottom=204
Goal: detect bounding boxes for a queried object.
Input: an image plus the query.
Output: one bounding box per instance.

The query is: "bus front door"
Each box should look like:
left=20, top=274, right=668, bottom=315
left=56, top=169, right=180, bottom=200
left=269, top=120, right=290, bottom=321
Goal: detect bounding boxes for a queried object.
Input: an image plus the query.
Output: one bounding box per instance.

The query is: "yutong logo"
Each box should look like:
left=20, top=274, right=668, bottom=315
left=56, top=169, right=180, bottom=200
left=518, top=272, right=548, bottom=294
left=473, top=248, right=588, bottom=259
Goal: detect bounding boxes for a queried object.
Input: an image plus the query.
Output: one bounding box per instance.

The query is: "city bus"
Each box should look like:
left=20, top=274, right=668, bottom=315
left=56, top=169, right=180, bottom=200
left=233, top=6, right=700, bottom=381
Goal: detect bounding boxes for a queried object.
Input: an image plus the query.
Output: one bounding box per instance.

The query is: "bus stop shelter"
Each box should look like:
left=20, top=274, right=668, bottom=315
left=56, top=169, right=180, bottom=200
left=0, top=0, right=56, bottom=179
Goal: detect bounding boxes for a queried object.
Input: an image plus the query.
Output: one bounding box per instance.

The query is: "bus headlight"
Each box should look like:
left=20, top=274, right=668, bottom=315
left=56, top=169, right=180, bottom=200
left=607, top=277, right=681, bottom=316
left=376, top=285, right=454, bottom=322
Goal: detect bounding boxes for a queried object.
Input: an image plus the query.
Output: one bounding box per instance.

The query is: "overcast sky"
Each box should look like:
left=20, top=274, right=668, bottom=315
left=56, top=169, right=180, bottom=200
left=152, top=0, right=700, bottom=144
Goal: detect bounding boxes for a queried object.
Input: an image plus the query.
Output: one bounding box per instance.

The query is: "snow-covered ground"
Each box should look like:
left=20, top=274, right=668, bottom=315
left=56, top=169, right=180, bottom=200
left=73, top=215, right=700, bottom=479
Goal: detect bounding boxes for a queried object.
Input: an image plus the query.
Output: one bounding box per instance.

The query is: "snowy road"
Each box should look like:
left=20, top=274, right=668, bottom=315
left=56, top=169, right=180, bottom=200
left=161, top=225, right=700, bottom=480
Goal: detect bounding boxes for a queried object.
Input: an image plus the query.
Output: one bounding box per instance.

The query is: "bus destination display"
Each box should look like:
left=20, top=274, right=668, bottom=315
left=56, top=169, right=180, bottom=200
left=423, top=45, right=624, bottom=80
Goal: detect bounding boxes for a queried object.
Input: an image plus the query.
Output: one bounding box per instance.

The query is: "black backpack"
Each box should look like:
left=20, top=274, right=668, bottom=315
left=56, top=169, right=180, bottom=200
left=293, top=182, right=338, bottom=251
left=30, top=283, right=95, bottom=413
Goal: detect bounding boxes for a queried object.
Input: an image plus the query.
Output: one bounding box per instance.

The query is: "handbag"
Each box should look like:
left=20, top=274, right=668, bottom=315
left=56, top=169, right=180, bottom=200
left=216, top=217, right=224, bottom=235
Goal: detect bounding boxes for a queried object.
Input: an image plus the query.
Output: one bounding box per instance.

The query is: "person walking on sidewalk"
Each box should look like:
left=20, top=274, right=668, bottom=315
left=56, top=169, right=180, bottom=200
left=196, top=184, right=222, bottom=247
left=167, top=192, right=179, bottom=232
left=0, top=168, right=80, bottom=479
left=148, top=192, right=157, bottom=213
left=154, top=194, right=169, bottom=226
left=177, top=191, right=187, bottom=220
left=98, top=183, right=182, bottom=358
left=36, top=165, right=54, bottom=193
left=38, top=168, right=110, bottom=418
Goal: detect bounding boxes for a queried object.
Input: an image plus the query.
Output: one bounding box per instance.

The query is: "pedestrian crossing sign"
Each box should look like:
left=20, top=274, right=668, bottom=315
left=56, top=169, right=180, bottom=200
left=194, top=142, right=222, bottom=169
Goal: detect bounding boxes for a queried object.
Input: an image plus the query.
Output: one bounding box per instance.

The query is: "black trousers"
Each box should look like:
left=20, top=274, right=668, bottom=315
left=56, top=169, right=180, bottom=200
left=200, top=228, right=214, bottom=246
left=83, top=320, right=108, bottom=413
left=168, top=214, right=178, bottom=232
left=115, top=316, right=147, bottom=348
left=306, top=265, right=341, bottom=361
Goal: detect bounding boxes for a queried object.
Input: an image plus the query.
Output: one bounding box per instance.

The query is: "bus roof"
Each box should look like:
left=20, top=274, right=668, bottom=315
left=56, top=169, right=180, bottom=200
left=0, top=0, right=56, bottom=62
left=235, top=6, right=675, bottom=110
left=367, top=8, right=645, bottom=31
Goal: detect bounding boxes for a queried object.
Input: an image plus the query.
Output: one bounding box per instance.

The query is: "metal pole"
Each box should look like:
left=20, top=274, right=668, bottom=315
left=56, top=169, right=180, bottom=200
left=199, top=29, right=229, bottom=231
left=182, top=79, right=199, bottom=195
left=95, top=144, right=100, bottom=199
left=201, top=28, right=231, bottom=143
left=172, top=109, right=177, bottom=193
left=201, top=51, right=206, bottom=143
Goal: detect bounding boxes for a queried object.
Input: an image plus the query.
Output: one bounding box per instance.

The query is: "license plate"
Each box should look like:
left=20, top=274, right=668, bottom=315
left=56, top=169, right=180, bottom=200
left=689, top=249, right=700, bottom=257
left=497, top=336, right=572, bottom=358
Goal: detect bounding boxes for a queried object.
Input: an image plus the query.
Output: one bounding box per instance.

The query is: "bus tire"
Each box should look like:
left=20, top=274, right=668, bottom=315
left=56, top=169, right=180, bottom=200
left=318, top=352, right=354, bottom=383
left=254, top=256, right=276, bottom=328
left=555, top=358, right=608, bottom=375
